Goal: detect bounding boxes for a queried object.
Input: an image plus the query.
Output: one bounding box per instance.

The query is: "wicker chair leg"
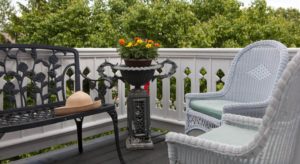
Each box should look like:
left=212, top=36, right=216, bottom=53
left=75, top=117, right=84, bottom=153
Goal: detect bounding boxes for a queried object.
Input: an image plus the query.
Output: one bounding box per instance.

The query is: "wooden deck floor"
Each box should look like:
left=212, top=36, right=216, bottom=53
left=12, top=132, right=169, bottom=164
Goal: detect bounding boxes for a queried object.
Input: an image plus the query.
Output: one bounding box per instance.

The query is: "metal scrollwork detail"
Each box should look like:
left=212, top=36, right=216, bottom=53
left=80, top=61, right=119, bottom=104
left=0, top=46, right=78, bottom=108
left=152, top=59, right=177, bottom=80
left=97, top=60, right=123, bottom=83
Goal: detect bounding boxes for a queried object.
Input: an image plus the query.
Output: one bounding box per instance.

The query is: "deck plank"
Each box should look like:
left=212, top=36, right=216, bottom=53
left=12, top=132, right=169, bottom=164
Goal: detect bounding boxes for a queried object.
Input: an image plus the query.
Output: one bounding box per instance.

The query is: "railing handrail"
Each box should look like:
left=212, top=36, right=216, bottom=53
left=75, top=48, right=300, bottom=58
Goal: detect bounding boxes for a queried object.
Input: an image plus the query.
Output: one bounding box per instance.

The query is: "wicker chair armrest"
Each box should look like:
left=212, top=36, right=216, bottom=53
left=185, top=92, right=225, bottom=101
left=223, top=101, right=269, bottom=118
left=222, top=114, right=262, bottom=128
left=166, top=131, right=253, bottom=157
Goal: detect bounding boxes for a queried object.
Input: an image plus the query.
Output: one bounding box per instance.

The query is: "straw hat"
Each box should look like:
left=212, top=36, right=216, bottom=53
left=55, top=91, right=101, bottom=116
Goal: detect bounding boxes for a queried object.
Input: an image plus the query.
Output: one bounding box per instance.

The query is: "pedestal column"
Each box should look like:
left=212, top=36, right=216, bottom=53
left=126, top=88, right=153, bottom=149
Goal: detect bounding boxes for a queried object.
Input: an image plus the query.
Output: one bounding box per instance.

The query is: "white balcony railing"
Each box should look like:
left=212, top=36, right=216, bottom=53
left=0, top=48, right=299, bottom=159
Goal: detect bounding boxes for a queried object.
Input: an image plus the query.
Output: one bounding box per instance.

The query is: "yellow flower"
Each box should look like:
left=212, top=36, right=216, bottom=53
left=126, top=42, right=133, bottom=47
left=137, top=39, right=143, bottom=44
left=146, top=44, right=152, bottom=48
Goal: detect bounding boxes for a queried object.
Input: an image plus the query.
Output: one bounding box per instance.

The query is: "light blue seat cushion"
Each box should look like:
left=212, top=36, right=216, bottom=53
left=198, top=124, right=258, bottom=146
left=189, top=100, right=236, bottom=119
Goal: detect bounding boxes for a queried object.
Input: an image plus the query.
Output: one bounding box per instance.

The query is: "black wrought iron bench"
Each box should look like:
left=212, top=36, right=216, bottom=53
left=0, top=44, right=124, bottom=163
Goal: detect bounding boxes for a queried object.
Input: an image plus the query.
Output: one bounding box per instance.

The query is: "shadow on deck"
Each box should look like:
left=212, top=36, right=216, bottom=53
left=12, top=132, right=169, bottom=164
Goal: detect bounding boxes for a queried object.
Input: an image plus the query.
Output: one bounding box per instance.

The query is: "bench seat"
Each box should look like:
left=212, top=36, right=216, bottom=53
left=0, top=104, right=114, bottom=132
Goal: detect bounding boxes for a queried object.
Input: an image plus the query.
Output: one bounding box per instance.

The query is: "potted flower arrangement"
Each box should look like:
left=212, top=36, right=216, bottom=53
left=117, top=37, right=160, bottom=67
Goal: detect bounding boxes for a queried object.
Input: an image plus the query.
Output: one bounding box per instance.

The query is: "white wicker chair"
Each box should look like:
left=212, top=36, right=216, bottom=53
left=185, top=40, right=289, bottom=133
left=166, top=51, right=300, bottom=164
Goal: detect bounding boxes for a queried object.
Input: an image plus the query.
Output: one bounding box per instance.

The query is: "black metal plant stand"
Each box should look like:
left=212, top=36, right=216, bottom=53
left=98, top=59, right=177, bottom=149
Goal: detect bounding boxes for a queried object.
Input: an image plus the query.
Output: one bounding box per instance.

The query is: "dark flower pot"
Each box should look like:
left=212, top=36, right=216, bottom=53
left=124, top=59, right=152, bottom=67
left=120, top=69, right=155, bottom=88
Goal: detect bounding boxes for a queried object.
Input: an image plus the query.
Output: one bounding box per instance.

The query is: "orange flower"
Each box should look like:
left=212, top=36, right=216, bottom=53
left=119, top=39, right=125, bottom=46
left=117, top=37, right=160, bottom=59
left=134, top=37, right=141, bottom=41
left=147, top=40, right=154, bottom=44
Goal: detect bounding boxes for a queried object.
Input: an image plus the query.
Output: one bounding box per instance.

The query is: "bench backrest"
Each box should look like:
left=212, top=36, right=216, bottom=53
left=0, top=44, right=80, bottom=110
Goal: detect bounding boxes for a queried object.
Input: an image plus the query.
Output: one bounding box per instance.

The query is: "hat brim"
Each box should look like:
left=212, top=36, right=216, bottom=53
left=54, top=100, right=102, bottom=116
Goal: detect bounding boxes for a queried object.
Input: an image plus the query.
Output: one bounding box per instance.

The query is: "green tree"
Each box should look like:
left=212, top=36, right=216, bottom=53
left=0, top=0, right=14, bottom=43
left=6, top=0, right=91, bottom=47
left=4, top=0, right=300, bottom=48
left=203, top=0, right=300, bottom=47
left=120, top=0, right=208, bottom=47
left=192, top=0, right=242, bottom=22
left=0, top=0, right=13, bottom=30
left=87, top=0, right=119, bottom=47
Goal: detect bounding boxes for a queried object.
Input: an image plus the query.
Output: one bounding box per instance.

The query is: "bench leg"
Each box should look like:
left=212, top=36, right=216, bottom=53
left=108, top=110, right=125, bottom=164
left=75, top=117, right=84, bottom=154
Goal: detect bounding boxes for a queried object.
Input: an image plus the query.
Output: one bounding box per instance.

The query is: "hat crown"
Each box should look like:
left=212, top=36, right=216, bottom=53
left=65, top=91, right=93, bottom=108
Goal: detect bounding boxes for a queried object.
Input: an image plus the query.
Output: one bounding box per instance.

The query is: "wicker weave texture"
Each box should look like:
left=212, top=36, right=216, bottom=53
left=166, top=50, right=300, bottom=164
left=185, top=40, right=289, bottom=133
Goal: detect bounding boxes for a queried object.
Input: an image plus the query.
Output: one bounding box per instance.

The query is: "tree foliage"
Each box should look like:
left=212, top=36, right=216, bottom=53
left=0, top=0, right=14, bottom=43
left=3, top=0, right=300, bottom=47
left=0, top=0, right=14, bottom=30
